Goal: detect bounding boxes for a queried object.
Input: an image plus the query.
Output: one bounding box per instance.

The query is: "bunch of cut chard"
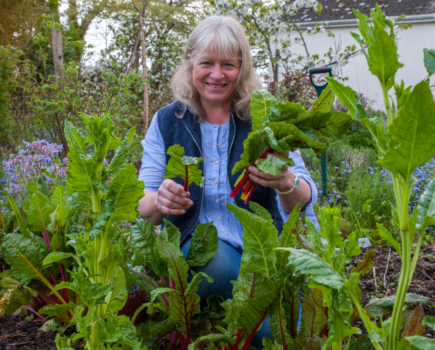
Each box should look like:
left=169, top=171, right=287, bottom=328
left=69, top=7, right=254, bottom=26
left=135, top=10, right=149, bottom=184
left=230, top=88, right=352, bottom=203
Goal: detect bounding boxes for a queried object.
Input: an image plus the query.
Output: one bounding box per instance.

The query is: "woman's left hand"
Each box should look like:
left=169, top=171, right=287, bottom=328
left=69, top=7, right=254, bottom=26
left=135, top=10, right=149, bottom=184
left=247, top=163, right=295, bottom=193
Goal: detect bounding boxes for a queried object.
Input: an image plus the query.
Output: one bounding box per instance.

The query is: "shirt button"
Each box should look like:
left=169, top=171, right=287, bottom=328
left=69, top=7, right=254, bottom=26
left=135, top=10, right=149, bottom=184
left=221, top=228, right=226, bottom=232
left=214, top=180, right=218, bottom=184
left=217, top=143, right=220, bottom=147
left=217, top=216, right=221, bottom=220
left=215, top=160, right=219, bottom=164
left=215, top=199, right=219, bottom=204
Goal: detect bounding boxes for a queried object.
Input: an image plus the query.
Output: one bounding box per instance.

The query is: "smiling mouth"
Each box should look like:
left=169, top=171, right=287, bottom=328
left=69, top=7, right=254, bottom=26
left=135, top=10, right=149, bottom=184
left=206, top=83, right=226, bottom=88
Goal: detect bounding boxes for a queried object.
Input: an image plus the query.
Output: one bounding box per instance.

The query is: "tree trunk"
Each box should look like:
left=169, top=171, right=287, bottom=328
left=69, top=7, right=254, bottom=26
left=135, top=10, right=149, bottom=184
left=52, top=29, right=65, bottom=85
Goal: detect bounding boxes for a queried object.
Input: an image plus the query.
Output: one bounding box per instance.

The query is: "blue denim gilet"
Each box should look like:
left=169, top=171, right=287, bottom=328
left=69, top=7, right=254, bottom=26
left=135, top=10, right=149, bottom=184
left=157, top=102, right=284, bottom=245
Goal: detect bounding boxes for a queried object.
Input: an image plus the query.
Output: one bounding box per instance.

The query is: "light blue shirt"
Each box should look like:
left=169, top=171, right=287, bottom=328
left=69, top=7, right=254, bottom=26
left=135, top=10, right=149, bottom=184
left=139, top=113, right=319, bottom=251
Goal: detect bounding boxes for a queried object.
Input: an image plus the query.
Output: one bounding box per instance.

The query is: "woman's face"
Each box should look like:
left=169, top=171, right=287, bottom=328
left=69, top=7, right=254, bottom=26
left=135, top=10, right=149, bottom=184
left=190, top=50, right=241, bottom=109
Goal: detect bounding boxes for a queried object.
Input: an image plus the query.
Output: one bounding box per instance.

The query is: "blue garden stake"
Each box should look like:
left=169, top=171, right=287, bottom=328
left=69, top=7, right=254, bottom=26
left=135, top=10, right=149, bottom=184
left=309, top=67, right=332, bottom=203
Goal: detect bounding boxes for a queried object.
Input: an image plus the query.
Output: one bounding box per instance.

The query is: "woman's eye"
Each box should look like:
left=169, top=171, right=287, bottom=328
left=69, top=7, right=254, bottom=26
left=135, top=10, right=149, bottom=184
left=201, top=62, right=211, bottom=65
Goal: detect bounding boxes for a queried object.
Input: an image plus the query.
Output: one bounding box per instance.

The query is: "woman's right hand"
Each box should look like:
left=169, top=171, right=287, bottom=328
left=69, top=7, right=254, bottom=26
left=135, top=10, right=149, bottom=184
left=155, top=179, right=194, bottom=216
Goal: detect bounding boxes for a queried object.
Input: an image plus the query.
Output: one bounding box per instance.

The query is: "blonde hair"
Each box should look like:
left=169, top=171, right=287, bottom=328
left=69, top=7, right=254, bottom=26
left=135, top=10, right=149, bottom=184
left=171, top=15, right=261, bottom=122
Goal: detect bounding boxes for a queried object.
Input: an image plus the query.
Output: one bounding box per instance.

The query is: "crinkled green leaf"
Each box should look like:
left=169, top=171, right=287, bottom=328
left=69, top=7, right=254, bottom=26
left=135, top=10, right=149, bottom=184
left=281, top=248, right=345, bottom=289
left=227, top=203, right=277, bottom=278
left=264, top=100, right=306, bottom=126
left=105, top=267, right=128, bottom=314
left=257, top=153, right=294, bottom=176
left=130, top=220, right=166, bottom=276
left=308, top=85, right=335, bottom=114
left=250, top=90, right=277, bottom=132
left=105, top=163, right=145, bottom=222
left=107, top=126, right=136, bottom=177
left=347, top=335, right=375, bottom=350
left=65, top=148, right=96, bottom=198
left=64, top=120, right=86, bottom=156
left=379, top=81, right=435, bottom=181
left=165, top=144, right=203, bottom=190
left=295, top=111, right=352, bottom=144
left=0, top=286, right=34, bottom=315
left=250, top=201, right=274, bottom=224
left=376, top=223, right=401, bottom=258
left=423, top=48, right=435, bottom=77
left=367, top=19, right=402, bottom=88
left=186, top=223, right=218, bottom=267
left=2, top=233, right=47, bottom=285
left=350, top=249, right=376, bottom=274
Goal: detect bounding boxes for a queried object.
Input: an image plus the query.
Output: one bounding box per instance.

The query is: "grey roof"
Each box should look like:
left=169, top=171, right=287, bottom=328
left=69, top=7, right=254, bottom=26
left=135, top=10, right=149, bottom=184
left=291, top=0, right=435, bottom=23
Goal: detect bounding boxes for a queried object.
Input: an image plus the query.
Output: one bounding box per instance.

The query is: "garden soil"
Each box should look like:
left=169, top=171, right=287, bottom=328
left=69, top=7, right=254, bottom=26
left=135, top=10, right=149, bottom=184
left=0, top=315, right=81, bottom=350
left=354, top=244, right=435, bottom=339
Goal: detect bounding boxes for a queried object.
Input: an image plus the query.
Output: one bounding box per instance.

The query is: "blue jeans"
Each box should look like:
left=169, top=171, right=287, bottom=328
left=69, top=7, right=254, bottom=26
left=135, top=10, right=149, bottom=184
left=181, top=237, right=275, bottom=348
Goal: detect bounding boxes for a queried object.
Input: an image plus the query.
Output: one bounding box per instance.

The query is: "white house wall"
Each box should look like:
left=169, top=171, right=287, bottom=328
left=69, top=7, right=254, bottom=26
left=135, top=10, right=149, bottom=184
left=274, top=22, right=435, bottom=109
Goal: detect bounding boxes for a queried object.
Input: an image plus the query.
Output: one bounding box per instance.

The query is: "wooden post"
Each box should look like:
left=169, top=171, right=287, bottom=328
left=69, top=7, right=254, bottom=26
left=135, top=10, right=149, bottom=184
left=133, top=0, right=149, bottom=135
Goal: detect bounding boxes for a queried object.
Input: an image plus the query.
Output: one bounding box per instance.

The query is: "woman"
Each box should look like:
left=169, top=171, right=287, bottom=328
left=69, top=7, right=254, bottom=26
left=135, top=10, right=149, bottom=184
left=138, top=15, right=318, bottom=346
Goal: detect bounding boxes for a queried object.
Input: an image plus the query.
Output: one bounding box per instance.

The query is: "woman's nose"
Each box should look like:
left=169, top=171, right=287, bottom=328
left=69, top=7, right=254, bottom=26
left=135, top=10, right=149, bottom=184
left=210, top=64, right=224, bottom=80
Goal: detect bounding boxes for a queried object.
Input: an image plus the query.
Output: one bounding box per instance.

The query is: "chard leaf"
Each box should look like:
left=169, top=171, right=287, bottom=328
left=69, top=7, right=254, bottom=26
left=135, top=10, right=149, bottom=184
left=325, top=77, right=387, bottom=153
left=107, top=126, right=136, bottom=177
left=2, top=233, right=47, bottom=285
left=276, top=202, right=300, bottom=273
left=165, top=145, right=204, bottom=190
left=281, top=248, right=346, bottom=289
left=423, top=48, right=435, bottom=76
left=353, top=9, right=375, bottom=46
left=157, top=222, right=189, bottom=294
left=298, top=288, right=328, bottom=340
left=38, top=302, right=76, bottom=321
left=366, top=293, right=430, bottom=317
left=346, top=335, right=375, bottom=350
left=295, top=111, right=353, bottom=144
left=0, top=286, right=35, bottom=316
left=367, top=19, right=402, bottom=88
left=249, top=201, right=273, bottom=224
left=187, top=333, right=235, bottom=350
left=168, top=293, right=200, bottom=334
left=64, top=120, right=86, bottom=156
left=257, top=153, right=294, bottom=176
left=422, top=316, right=435, bottom=331
left=269, top=293, right=292, bottom=348
left=402, top=305, right=426, bottom=337
left=308, top=85, right=335, bottom=114
left=264, top=101, right=306, bottom=125
left=350, top=249, right=376, bottom=274
left=379, top=81, right=435, bottom=181
left=376, top=223, right=402, bottom=258
left=186, top=223, right=218, bottom=267
left=405, top=336, right=435, bottom=350
left=225, top=270, right=279, bottom=331
left=250, top=90, right=277, bottom=132
left=105, top=163, right=145, bottom=223
left=227, top=203, right=277, bottom=278
left=416, top=177, right=435, bottom=234
left=66, top=147, right=96, bottom=199
left=25, top=191, right=53, bottom=233
left=131, top=220, right=166, bottom=276
left=323, top=302, right=361, bottom=350
left=185, top=271, right=213, bottom=295
left=43, top=252, right=74, bottom=266
left=105, top=267, right=128, bottom=314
